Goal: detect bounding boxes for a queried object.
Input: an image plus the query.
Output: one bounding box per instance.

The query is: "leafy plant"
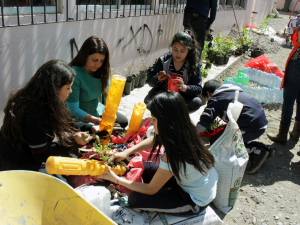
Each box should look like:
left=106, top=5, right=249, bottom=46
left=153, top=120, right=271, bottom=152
left=213, top=32, right=226, bottom=57
left=90, top=135, right=111, bottom=163
left=240, top=28, right=252, bottom=47
left=200, top=67, right=209, bottom=78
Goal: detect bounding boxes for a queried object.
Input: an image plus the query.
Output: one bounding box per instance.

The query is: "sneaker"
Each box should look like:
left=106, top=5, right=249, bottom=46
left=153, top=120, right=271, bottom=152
left=264, top=146, right=275, bottom=158
left=246, top=141, right=275, bottom=158
left=245, top=148, right=269, bottom=174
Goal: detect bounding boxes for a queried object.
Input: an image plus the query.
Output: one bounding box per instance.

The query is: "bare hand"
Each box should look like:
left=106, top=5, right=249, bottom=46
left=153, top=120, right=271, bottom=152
left=92, top=117, right=102, bottom=125
left=91, top=126, right=99, bottom=134
left=94, top=165, right=118, bottom=182
left=74, top=132, right=89, bottom=145
left=109, top=151, right=129, bottom=162
left=175, top=77, right=187, bottom=92
left=157, top=71, right=171, bottom=81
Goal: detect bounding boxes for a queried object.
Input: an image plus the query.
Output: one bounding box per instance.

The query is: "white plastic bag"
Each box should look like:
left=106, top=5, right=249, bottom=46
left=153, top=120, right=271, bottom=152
left=75, top=185, right=112, bottom=218
left=209, top=91, right=248, bottom=214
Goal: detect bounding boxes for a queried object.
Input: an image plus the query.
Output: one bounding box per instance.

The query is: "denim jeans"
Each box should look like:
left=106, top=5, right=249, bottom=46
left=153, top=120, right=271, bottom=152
left=281, top=57, right=300, bottom=125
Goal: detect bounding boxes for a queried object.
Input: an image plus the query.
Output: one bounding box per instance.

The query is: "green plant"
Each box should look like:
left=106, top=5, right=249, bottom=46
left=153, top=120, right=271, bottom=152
left=200, top=67, right=209, bottom=78
left=240, top=28, right=252, bottom=47
left=90, top=135, right=111, bottom=163
left=137, top=44, right=148, bottom=73
left=224, top=37, right=237, bottom=53
left=213, top=32, right=226, bottom=57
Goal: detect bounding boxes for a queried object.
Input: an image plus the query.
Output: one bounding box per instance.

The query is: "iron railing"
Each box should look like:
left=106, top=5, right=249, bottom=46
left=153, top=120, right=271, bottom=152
left=0, top=0, right=187, bottom=28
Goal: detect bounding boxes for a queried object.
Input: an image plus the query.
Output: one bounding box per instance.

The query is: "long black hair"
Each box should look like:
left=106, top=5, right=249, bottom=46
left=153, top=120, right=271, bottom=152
left=1, top=59, right=77, bottom=149
left=147, top=92, right=215, bottom=181
left=170, top=30, right=200, bottom=76
left=70, top=36, right=110, bottom=96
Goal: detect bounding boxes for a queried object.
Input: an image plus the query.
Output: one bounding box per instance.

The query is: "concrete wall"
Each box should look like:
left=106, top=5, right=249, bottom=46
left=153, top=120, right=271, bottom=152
left=276, top=0, right=300, bottom=11
left=289, top=0, right=300, bottom=11
left=0, top=0, right=275, bottom=125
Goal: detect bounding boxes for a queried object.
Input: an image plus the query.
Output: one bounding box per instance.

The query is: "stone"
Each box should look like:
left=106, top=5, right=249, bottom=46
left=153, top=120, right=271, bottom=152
left=275, top=215, right=279, bottom=220
left=262, top=189, right=267, bottom=193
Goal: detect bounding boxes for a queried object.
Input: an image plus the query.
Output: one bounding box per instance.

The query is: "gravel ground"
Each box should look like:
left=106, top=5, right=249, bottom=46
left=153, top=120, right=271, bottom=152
left=209, top=12, right=300, bottom=225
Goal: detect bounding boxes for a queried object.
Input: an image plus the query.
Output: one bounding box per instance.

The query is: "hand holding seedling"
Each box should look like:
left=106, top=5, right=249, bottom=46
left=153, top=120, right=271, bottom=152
left=157, top=71, right=171, bottom=81
left=109, top=150, right=129, bottom=162
left=175, top=77, right=187, bottom=92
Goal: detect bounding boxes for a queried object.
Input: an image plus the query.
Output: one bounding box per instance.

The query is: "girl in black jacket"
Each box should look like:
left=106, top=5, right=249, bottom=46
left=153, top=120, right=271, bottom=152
left=145, top=31, right=202, bottom=113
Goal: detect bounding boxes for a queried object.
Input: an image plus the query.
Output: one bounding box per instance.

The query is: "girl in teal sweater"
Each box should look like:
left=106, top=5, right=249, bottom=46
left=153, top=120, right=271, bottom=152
left=66, top=36, right=128, bottom=128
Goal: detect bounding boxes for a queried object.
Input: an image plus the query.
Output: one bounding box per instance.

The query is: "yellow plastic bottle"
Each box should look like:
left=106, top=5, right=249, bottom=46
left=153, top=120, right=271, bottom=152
left=46, top=156, right=127, bottom=176
left=100, top=75, right=126, bottom=136
left=127, top=102, right=146, bottom=134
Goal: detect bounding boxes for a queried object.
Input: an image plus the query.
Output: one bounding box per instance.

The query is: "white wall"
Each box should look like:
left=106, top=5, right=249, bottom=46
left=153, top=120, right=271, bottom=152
left=289, top=0, right=300, bottom=11
left=0, top=0, right=275, bottom=125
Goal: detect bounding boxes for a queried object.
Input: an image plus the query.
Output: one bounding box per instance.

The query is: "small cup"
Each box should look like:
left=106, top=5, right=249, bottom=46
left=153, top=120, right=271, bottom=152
left=168, top=77, right=179, bottom=92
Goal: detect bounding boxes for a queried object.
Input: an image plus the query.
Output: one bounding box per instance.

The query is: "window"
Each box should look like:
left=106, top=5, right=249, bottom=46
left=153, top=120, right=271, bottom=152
left=218, top=0, right=246, bottom=9
left=76, top=0, right=151, bottom=13
left=0, top=0, right=62, bottom=16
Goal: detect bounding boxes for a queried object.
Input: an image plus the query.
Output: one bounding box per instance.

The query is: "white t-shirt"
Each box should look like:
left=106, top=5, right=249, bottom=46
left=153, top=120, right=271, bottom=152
left=159, top=154, right=218, bottom=206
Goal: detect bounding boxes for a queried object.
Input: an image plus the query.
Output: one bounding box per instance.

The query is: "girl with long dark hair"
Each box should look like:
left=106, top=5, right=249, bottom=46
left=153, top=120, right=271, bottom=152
left=0, top=59, right=91, bottom=171
left=67, top=36, right=128, bottom=128
left=98, top=92, right=218, bottom=215
left=144, top=31, right=203, bottom=113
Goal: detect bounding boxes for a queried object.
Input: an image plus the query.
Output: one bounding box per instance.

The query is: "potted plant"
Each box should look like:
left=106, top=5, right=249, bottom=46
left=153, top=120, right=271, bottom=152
left=123, top=75, right=132, bottom=95
left=240, top=28, right=252, bottom=52
left=204, top=59, right=212, bottom=69
left=250, top=21, right=267, bottom=57
left=138, top=61, right=148, bottom=87
left=213, top=34, right=225, bottom=65
left=235, top=42, right=244, bottom=56
left=223, top=37, right=236, bottom=65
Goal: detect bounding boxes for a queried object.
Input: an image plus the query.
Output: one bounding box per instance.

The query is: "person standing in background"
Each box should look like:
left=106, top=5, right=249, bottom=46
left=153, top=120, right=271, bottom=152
left=183, top=0, right=218, bottom=59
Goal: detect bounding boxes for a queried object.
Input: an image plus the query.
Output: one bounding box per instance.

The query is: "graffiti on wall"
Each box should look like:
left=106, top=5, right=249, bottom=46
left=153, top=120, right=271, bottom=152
left=70, top=24, right=163, bottom=59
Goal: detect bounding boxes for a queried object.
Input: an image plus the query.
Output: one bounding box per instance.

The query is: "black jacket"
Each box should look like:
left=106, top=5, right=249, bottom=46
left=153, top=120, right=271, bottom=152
left=198, top=84, right=268, bottom=132
left=147, top=52, right=202, bottom=98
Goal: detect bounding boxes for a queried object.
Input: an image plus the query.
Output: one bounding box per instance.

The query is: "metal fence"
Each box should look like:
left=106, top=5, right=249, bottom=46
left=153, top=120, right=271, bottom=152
left=0, top=0, right=187, bottom=27
left=1, top=0, right=247, bottom=28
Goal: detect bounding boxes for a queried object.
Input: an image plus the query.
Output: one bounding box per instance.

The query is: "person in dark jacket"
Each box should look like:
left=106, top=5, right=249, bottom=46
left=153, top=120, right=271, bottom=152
left=0, top=59, right=96, bottom=172
left=183, top=0, right=218, bottom=57
left=145, top=31, right=202, bottom=113
left=197, top=80, right=274, bottom=174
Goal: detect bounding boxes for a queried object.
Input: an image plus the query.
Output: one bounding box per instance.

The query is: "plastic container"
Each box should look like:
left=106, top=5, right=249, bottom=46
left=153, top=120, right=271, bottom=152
left=99, top=112, right=117, bottom=135
left=104, top=75, right=126, bottom=117
left=127, top=102, right=146, bottom=134
left=237, top=70, right=249, bottom=86
left=168, top=78, right=179, bottom=92
left=46, top=156, right=127, bottom=176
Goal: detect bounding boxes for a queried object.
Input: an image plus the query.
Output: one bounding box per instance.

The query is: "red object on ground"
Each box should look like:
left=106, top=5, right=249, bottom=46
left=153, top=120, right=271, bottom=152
left=112, top=118, right=152, bottom=144
left=244, top=55, right=284, bottom=78
left=200, top=128, right=224, bottom=137
left=246, top=25, right=258, bottom=29
left=116, top=153, right=144, bottom=196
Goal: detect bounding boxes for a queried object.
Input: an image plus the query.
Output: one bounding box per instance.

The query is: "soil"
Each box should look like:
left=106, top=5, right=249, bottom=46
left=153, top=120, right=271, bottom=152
left=210, top=12, right=300, bottom=225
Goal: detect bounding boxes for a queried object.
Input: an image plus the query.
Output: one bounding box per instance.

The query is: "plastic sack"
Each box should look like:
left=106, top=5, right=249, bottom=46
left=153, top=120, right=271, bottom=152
left=112, top=118, right=152, bottom=144
left=209, top=92, right=248, bottom=214
left=115, top=153, right=144, bottom=196
left=75, top=185, right=111, bottom=218
left=244, top=55, right=283, bottom=78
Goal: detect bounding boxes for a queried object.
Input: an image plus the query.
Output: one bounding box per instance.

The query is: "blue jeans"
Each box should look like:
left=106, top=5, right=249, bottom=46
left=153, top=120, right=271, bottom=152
left=281, top=58, right=300, bottom=125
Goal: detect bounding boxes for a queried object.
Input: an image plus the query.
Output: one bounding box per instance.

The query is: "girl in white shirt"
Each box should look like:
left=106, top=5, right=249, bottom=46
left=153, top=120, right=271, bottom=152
left=97, top=91, right=218, bottom=215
